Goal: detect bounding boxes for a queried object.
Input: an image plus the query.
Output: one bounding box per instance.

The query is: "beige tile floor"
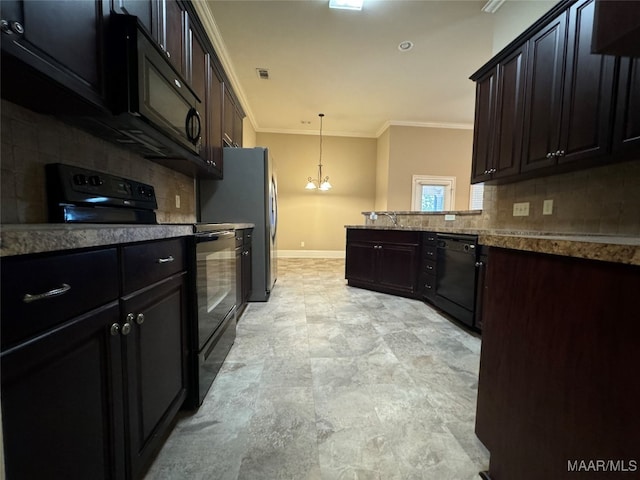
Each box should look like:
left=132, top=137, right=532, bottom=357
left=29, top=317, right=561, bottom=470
left=144, top=258, right=489, bottom=480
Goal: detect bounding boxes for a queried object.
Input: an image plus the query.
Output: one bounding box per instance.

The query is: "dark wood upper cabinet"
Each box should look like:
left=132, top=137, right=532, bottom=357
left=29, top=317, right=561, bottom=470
left=592, top=0, right=640, bottom=57
left=0, top=0, right=108, bottom=111
left=558, top=0, right=615, bottom=165
left=471, top=0, right=628, bottom=185
left=111, top=0, right=158, bottom=38
left=521, top=10, right=567, bottom=172
left=523, top=0, right=617, bottom=171
left=207, top=59, right=224, bottom=175
left=0, top=0, right=243, bottom=178
left=613, top=57, right=640, bottom=158
left=163, top=0, right=186, bottom=77
left=493, top=45, right=526, bottom=178
left=223, top=86, right=235, bottom=146
left=470, top=67, right=496, bottom=183
left=471, top=45, right=526, bottom=183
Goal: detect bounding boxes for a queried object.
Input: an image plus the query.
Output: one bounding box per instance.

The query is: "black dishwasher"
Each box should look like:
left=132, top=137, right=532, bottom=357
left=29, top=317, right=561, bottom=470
left=434, top=234, right=479, bottom=330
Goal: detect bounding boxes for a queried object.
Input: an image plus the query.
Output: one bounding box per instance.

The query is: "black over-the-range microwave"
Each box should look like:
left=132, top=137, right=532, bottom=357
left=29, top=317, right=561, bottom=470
left=98, top=14, right=203, bottom=160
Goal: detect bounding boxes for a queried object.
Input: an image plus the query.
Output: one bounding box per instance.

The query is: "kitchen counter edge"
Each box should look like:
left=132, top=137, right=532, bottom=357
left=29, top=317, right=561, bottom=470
left=345, top=225, right=640, bottom=266
left=0, top=223, right=255, bottom=257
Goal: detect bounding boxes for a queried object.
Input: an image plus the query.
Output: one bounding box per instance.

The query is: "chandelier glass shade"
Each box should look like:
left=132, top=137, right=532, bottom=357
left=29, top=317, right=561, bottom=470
left=305, top=113, right=332, bottom=191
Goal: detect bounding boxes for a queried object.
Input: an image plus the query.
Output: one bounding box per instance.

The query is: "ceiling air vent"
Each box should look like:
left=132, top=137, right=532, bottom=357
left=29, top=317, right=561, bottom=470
left=256, top=68, right=270, bottom=80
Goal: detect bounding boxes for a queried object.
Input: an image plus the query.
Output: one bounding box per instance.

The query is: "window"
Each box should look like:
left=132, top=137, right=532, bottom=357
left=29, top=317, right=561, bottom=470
left=411, top=175, right=455, bottom=212
left=469, top=183, right=484, bottom=210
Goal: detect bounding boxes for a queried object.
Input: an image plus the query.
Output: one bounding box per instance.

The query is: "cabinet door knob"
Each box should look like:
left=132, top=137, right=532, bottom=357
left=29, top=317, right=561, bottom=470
left=1, top=20, right=23, bottom=35
left=110, top=323, right=121, bottom=336
left=121, top=322, right=132, bottom=336
left=136, top=313, right=145, bottom=325
left=11, top=21, right=23, bottom=34
left=555, top=150, right=565, bottom=157
left=546, top=152, right=554, bottom=159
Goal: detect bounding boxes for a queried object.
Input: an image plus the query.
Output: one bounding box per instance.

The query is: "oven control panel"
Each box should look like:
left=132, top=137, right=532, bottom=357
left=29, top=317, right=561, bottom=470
left=46, top=163, right=158, bottom=210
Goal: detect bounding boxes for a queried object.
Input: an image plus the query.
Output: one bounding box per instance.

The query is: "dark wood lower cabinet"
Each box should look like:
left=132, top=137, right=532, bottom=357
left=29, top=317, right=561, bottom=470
left=345, top=229, right=421, bottom=298
left=121, top=273, right=188, bottom=480
left=476, top=248, right=640, bottom=479
left=235, top=228, right=253, bottom=318
left=1, top=302, right=126, bottom=480
left=1, top=238, right=189, bottom=480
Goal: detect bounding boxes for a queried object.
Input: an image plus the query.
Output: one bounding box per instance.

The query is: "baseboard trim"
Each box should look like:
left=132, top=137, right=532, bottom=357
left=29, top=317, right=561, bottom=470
left=277, top=250, right=345, bottom=259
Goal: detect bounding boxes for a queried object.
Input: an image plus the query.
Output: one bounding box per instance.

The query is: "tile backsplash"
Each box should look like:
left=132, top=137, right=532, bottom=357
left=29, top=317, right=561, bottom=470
left=367, top=158, right=640, bottom=236
left=484, top=159, right=640, bottom=236
left=1, top=100, right=196, bottom=224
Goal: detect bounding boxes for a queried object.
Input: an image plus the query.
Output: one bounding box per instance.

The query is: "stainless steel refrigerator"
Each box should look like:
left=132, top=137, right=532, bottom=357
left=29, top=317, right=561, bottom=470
left=199, top=147, right=277, bottom=301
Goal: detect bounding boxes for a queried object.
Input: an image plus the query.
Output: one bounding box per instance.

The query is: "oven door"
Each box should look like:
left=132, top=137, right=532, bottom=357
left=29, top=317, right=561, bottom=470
left=195, top=230, right=237, bottom=350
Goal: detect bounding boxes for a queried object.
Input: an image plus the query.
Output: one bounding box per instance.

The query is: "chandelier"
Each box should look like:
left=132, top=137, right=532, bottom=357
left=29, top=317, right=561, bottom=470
left=305, top=113, right=332, bottom=191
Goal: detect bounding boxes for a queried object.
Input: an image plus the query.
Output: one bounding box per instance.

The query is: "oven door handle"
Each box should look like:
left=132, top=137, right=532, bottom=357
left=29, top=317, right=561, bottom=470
left=195, top=230, right=235, bottom=242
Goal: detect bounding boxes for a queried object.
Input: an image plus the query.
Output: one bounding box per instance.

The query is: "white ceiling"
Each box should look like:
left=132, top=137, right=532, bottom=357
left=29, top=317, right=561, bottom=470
left=196, top=1, right=509, bottom=137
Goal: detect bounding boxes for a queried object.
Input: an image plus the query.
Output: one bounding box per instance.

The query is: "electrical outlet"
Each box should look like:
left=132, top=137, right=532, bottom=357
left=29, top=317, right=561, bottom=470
left=513, top=202, right=530, bottom=216
left=175, top=194, right=181, bottom=209
left=300, top=241, right=305, bottom=247
left=543, top=199, right=554, bottom=215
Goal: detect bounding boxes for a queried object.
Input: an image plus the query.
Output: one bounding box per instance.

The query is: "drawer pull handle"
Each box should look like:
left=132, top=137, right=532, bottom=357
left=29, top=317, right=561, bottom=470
left=23, top=283, right=71, bottom=303
left=157, top=255, right=175, bottom=264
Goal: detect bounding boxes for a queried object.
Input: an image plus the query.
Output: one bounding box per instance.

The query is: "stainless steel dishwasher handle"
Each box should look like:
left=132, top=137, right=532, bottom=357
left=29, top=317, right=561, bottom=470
left=22, top=283, right=71, bottom=303
left=196, top=230, right=235, bottom=241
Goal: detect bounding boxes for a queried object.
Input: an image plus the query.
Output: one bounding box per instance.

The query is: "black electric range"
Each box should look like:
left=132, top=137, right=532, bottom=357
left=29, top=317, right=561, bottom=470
left=46, top=163, right=158, bottom=224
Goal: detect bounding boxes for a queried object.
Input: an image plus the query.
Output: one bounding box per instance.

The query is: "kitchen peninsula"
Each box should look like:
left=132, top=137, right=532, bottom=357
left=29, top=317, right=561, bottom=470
left=346, top=211, right=640, bottom=480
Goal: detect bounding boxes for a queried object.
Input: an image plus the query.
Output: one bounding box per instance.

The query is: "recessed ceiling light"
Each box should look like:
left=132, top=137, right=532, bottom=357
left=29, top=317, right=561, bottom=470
left=329, top=0, right=364, bottom=11
left=398, top=41, right=414, bottom=52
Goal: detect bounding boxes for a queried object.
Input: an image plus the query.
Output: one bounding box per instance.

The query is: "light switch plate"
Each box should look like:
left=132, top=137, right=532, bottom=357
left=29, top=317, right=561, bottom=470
left=175, top=195, right=181, bottom=209
left=543, top=199, right=553, bottom=215
left=444, top=214, right=456, bottom=221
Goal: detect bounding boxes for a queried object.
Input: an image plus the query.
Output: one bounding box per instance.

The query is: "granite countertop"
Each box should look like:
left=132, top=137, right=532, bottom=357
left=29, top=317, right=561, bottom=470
left=345, top=225, right=640, bottom=266
left=0, top=223, right=255, bottom=257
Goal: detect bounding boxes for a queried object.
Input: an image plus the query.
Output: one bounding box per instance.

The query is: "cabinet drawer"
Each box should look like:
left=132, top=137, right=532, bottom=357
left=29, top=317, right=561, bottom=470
left=421, top=273, right=437, bottom=300
left=423, top=246, right=437, bottom=261
left=235, top=231, right=244, bottom=248
left=243, top=229, right=253, bottom=245
left=1, top=248, right=119, bottom=349
left=423, top=259, right=436, bottom=274
left=347, top=228, right=420, bottom=245
left=423, top=232, right=437, bottom=245
left=122, top=238, right=186, bottom=294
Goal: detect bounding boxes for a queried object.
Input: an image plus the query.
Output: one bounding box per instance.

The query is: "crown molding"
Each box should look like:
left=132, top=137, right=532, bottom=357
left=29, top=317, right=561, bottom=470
left=375, top=120, right=474, bottom=137
left=255, top=128, right=378, bottom=139
left=191, top=2, right=259, bottom=132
